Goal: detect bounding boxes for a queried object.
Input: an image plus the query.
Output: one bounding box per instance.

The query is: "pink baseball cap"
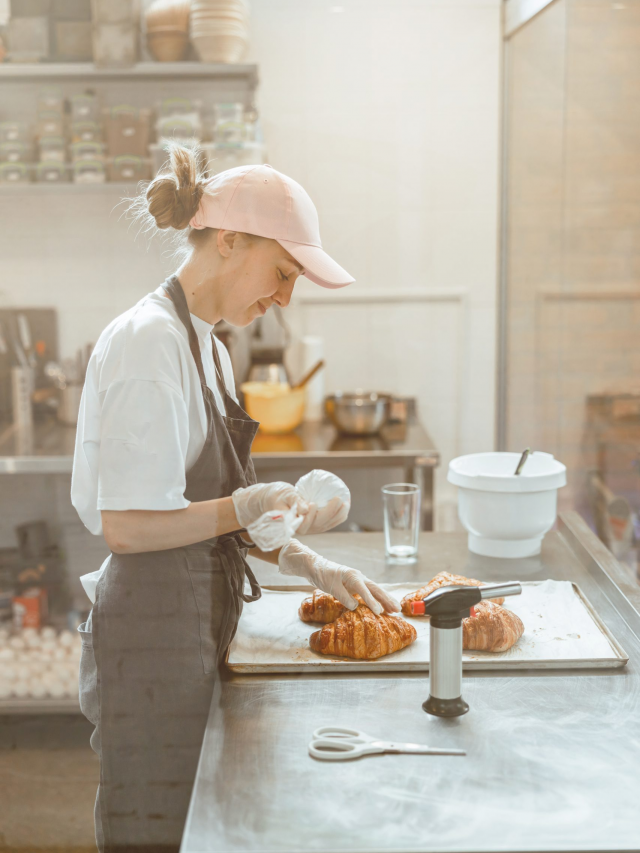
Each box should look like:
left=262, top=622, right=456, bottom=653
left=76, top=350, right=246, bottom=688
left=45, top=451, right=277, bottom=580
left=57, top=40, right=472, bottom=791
left=189, top=164, right=354, bottom=289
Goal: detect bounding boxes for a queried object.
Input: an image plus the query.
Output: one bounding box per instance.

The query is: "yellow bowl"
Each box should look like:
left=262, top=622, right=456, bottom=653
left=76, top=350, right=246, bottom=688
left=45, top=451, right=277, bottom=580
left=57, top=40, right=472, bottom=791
left=241, top=382, right=305, bottom=434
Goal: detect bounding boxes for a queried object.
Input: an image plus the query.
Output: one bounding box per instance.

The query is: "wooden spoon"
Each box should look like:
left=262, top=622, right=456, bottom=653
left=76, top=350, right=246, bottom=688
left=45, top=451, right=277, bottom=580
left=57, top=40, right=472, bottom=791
left=292, top=359, right=325, bottom=391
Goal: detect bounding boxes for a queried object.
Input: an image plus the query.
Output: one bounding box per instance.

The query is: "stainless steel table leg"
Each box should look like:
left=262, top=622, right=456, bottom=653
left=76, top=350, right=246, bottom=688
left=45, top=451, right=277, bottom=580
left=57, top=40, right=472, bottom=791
left=411, top=461, right=434, bottom=531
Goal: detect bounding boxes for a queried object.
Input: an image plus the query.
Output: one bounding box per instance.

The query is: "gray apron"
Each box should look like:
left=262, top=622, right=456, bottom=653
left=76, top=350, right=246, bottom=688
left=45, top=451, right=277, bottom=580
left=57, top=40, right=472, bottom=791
left=78, top=274, right=261, bottom=853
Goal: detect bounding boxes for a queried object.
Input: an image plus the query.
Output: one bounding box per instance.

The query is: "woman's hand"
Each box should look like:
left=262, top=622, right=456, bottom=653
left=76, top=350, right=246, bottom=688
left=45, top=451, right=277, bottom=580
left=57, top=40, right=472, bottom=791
left=232, top=481, right=305, bottom=529
left=278, top=539, right=400, bottom=615
left=294, top=495, right=349, bottom=535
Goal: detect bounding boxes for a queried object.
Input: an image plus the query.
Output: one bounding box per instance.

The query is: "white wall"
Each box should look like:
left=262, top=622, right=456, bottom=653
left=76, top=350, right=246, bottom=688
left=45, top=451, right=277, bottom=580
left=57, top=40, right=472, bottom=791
left=248, top=0, right=502, bottom=519
left=0, top=0, right=501, bottom=529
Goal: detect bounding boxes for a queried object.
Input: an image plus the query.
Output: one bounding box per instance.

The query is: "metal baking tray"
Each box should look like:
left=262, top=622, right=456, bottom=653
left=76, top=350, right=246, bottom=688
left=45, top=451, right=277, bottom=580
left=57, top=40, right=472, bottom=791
left=226, top=581, right=629, bottom=674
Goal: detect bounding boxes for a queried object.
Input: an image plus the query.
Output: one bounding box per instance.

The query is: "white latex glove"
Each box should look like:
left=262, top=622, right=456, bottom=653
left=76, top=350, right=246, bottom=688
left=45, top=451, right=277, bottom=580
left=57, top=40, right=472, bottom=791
left=294, top=496, right=350, bottom=535
left=232, top=481, right=306, bottom=530
left=278, top=539, right=400, bottom=616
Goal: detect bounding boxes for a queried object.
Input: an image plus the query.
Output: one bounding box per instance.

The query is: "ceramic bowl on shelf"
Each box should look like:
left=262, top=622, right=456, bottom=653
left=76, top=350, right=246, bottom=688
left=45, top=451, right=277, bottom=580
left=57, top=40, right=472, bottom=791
left=147, top=27, right=189, bottom=61
left=191, top=31, right=247, bottom=62
left=145, top=0, right=191, bottom=33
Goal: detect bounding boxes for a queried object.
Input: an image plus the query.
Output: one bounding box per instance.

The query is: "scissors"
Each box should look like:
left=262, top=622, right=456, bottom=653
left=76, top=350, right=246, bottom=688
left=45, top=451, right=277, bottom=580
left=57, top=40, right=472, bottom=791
left=309, top=726, right=466, bottom=761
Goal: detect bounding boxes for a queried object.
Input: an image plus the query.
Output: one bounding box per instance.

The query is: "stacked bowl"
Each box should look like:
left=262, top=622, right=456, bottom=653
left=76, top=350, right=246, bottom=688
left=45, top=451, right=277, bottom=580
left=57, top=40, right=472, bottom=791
left=190, top=0, right=249, bottom=63
left=145, top=0, right=191, bottom=61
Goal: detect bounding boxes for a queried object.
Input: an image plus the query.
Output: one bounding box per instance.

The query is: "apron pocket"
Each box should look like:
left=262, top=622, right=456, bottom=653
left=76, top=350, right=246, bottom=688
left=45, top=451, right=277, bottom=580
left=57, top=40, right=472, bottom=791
left=187, top=564, right=235, bottom=674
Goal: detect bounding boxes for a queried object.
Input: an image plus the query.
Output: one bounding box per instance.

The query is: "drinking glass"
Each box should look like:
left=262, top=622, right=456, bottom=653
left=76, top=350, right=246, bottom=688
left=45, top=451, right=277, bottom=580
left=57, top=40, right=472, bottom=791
left=382, top=483, right=421, bottom=562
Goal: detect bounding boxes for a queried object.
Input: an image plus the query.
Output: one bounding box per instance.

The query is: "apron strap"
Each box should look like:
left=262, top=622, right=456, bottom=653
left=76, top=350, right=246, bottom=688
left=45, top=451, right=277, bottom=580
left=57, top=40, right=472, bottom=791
left=210, top=332, right=230, bottom=398
left=162, top=275, right=207, bottom=386
left=162, top=274, right=229, bottom=411
left=217, top=534, right=262, bottom=605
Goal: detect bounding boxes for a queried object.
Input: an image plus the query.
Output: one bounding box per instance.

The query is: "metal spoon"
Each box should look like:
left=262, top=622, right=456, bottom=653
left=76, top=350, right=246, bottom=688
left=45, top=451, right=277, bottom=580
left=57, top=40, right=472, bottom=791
left=514, top=448, right=532, bottom=476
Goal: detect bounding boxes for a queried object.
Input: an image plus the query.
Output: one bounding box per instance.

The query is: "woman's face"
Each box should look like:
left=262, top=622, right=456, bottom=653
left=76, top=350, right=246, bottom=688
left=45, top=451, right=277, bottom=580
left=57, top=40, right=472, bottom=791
left=216, top=230, right=304, bottom=327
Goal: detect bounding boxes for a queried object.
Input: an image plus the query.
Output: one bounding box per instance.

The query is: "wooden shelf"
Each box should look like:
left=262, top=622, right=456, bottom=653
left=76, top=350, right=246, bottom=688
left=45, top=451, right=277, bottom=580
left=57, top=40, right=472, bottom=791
left=0, top=182, right=144, bottom=193
left=0, top=61, right=258, bottom=87
left=0, top=697, right=81, bottom=714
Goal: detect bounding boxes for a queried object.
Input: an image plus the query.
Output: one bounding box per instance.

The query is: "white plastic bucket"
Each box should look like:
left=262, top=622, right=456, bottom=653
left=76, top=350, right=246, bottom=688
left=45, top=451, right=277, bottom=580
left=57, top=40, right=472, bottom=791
left=447, top=452, right=567, bottom=558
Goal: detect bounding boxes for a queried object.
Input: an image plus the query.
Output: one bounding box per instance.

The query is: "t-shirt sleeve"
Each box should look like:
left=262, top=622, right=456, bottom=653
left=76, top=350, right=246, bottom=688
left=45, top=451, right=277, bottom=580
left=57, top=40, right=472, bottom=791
left=97, top=378, right=191, bottom=511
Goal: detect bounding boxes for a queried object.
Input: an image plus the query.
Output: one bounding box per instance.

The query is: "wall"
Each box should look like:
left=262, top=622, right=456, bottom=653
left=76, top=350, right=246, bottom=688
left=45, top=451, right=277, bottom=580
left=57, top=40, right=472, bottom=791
left=0, top=1, right=501, bottom=600
left=505, top=0, right=640, bottom=511
left=248, top=0, right=501, bottom=521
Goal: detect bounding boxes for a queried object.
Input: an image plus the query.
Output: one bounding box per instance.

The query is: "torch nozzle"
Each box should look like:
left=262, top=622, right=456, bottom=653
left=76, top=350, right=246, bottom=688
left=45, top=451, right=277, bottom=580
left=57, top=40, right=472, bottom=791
left=479, top=582, right=522, bottom=600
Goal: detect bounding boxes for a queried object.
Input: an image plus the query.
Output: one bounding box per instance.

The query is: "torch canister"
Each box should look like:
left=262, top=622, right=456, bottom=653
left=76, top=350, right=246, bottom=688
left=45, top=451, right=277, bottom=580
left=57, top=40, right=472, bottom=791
left=411, top=582, right=522, bottom=717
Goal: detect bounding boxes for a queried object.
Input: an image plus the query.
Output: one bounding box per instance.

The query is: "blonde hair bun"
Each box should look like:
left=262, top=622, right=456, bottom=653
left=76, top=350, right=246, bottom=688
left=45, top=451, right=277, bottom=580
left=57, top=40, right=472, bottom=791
left=146, top=142, right=205, bottom=230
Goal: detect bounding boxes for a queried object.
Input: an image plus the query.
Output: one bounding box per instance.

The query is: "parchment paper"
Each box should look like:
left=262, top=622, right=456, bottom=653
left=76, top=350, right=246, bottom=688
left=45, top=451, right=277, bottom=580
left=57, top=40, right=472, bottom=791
left=227, top=580, right=628, bottom=672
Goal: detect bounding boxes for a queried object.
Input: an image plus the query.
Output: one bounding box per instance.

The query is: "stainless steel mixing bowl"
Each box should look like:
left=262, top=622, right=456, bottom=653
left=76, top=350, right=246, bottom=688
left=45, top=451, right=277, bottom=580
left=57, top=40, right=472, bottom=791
left=325, top=391, right=390, bottom=435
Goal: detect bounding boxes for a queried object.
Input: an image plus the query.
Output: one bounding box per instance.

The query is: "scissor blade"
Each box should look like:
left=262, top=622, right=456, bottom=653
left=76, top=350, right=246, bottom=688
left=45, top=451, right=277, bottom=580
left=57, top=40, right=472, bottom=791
left=395, top=746, right=466, bottom=756
left=376, top=742, right=466, bottom=756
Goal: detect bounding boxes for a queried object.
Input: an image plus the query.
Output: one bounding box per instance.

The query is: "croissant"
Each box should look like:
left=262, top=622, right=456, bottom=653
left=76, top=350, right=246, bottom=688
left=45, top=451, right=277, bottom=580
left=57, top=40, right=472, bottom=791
left=309, top=602, right=417, bottom=659
left=463, top=601, right=524, bottom=652
left=299, top=590, right=346, bottom=623
left=401, top=571, right=505, bottom=615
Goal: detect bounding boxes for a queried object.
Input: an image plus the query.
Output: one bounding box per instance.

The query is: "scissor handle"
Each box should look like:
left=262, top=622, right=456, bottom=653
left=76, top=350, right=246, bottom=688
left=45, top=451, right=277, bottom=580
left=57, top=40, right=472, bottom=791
left=313, top=726, right=369, bottom=741
left=309, top=738, right=373, bottom=761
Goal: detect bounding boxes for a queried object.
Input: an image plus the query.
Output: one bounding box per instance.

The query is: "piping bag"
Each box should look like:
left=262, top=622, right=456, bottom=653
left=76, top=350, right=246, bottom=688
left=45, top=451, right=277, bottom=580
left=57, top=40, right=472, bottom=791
left=245, top=470, right=350, bottom=551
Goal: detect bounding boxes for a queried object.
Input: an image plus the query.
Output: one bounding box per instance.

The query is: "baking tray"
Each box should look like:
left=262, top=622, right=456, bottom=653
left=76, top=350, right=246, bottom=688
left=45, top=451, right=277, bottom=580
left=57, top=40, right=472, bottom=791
left=226, top=580, right=629, bottom=674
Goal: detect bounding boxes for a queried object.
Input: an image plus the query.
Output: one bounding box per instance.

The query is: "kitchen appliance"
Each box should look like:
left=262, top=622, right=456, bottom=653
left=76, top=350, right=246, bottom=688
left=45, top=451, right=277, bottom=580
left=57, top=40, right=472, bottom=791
left=325, top=391, right=390, bottom=436
left=447, top=451, right=567, bottom=558
left=308, top=726, right=465, bottom=761
left=247, top=347, right=289, bottom=385
left=0, top=309, right=58, bottom=422
left=410, top=582, right=522, bottom=717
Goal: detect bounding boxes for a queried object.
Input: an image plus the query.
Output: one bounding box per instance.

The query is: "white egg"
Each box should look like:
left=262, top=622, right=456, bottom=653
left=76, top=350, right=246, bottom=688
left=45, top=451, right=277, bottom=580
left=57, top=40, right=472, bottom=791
left=0, top=647, right=15, bottom=662
left=41, top=671, right=57, bottom=687
left=28, top=680, right=47, bottom=699
left=12, top=681, right=29, bottom=698
left=0, top=665, right=16, bottom=682
left=41, top=627, right=56, bottom=642
left=0, top=683, right=11, bottom=699
left=58, top=630, right=75, bottom=648
left=48, top=682, right=66, bottom=698
left=26, top=659, right=44, bottom=676
left=22, top=627, right=37, bottom=642
left=24, top=633, right=41, bottom=649
left=0, top=628, right=9, bottom=643
left=53, top=647, right=67, bottom=661
left=9, top=636, right=25, bottom=650
left=62, top=681, right=78, bottom=698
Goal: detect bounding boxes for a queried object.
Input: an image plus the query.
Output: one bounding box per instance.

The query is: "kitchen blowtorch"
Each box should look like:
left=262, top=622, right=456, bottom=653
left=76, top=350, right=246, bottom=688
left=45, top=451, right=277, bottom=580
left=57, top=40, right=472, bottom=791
left=411, top=582, right=522, bottom=717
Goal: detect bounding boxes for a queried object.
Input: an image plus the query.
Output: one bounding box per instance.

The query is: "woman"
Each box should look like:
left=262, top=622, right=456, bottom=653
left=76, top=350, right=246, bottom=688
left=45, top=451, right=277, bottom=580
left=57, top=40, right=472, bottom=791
left=72, top=147, right=399, bottom=853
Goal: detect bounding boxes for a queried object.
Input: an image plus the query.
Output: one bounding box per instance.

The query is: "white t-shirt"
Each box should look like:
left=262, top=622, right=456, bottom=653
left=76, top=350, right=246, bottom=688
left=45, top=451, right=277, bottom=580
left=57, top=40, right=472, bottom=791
left=71, top=286, right=237, bottom=537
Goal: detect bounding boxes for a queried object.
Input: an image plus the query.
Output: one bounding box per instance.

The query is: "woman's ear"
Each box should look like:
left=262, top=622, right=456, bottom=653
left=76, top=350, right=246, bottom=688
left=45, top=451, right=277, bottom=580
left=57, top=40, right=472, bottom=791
left=217, top=229, right=238, bottom=258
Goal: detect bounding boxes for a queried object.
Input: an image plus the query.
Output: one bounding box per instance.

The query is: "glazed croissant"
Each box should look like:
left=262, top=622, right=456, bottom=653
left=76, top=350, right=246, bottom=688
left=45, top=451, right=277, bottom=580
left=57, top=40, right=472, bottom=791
left=401, top=571, right=505, bottom=616
left=309, top=601, right=417, bottom=659
left=463, top=601, right=524, bottom=652
left=299, top=589, right=347, bottom=624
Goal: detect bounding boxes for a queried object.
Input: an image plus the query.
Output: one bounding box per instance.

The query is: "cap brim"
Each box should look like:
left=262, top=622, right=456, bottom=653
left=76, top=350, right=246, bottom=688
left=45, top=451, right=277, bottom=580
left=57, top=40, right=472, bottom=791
left=277, top=240, right=354, bottom=289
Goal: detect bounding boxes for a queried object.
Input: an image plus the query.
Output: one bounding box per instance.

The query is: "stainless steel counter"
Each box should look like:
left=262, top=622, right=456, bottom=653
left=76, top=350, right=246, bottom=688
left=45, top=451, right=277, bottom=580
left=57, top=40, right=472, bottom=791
left=0, top=418, right=439, bottom=527
left=0, top=419, right=438, bottom=473
left=182, top=513, right=640, bottom=853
